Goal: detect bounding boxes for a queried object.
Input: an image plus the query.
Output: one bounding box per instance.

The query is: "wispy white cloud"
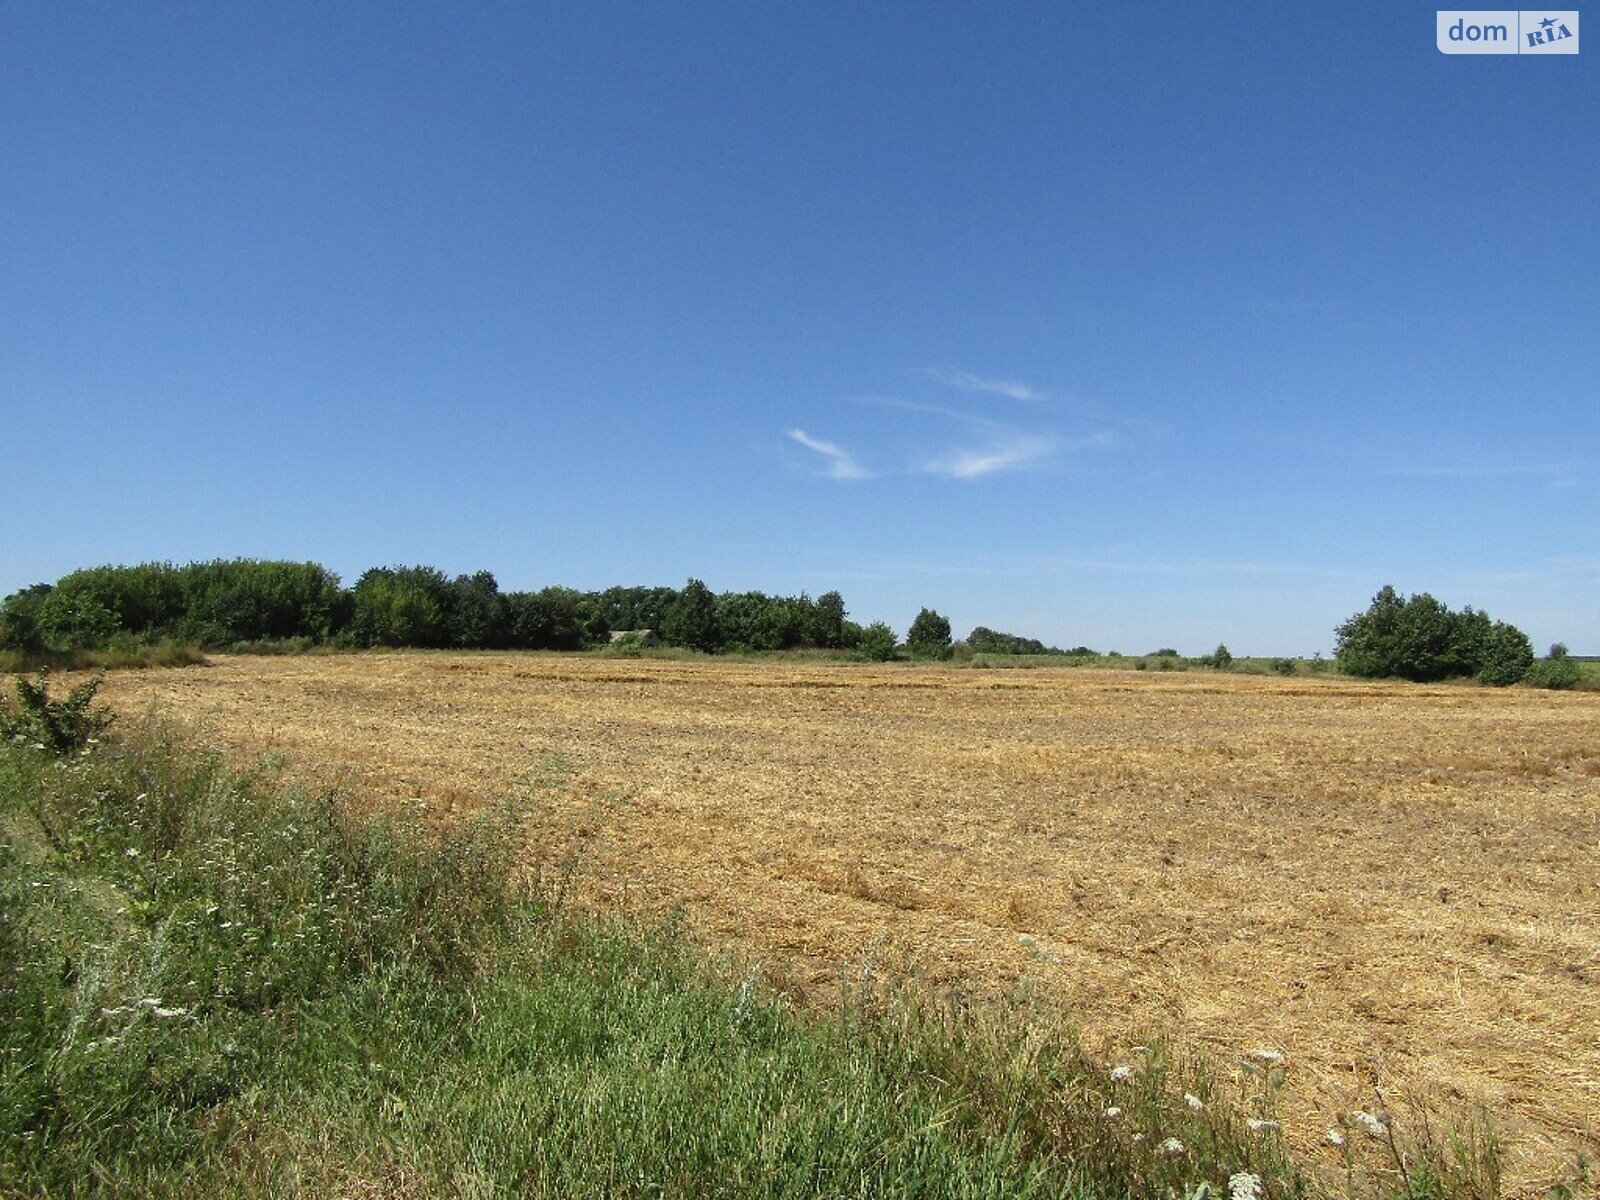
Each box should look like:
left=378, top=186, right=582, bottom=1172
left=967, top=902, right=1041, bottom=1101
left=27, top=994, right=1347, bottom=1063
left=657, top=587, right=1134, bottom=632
left=924, top=368, right=1046, bottom=403
left=786, top=428, right=871, bottom=480
left=921, top=432, right=1059, bottom=480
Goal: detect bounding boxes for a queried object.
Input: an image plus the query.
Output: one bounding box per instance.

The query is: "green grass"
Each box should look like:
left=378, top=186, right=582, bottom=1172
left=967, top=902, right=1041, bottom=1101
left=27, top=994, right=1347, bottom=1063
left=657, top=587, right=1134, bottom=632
left=1, top=716, right=1517, bottom=1198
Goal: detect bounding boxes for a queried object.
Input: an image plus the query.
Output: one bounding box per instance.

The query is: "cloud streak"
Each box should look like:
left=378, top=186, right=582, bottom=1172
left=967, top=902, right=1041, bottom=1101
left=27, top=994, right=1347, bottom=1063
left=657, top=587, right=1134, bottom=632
left=924, top=368, right=1046, bottom=403
left=786, top=428, right=871, bottom=480
left=921, top=432, right=1059, bottom=479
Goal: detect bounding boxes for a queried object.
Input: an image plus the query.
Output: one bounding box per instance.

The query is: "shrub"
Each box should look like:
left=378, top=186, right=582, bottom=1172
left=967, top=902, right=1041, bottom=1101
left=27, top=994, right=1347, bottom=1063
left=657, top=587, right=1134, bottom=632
left=967, top=626, right=1053, bottom=655
left=1202, top=644, right=1233, bottom=669
left=0, top=671, right=113, bottom=754
left=1477, top=621, right=1534, bottom=686
left=857, top=621, right=898, bottom=662
left=1524, top=644, right=1582, bottom=690
left=1271, top=658, right=1298, bottom=676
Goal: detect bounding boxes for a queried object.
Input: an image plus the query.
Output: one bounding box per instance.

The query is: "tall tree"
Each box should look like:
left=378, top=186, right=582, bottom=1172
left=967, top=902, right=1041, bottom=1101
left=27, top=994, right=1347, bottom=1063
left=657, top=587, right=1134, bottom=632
left=663, top=578, right=720, bottom=652
left=906, top=607, right=952, bottom=658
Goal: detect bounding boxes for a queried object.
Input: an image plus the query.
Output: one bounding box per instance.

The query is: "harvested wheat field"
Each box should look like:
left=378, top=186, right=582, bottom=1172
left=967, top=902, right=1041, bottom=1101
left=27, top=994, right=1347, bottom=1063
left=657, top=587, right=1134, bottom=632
left=96, top=654, right=1599, bottom=1190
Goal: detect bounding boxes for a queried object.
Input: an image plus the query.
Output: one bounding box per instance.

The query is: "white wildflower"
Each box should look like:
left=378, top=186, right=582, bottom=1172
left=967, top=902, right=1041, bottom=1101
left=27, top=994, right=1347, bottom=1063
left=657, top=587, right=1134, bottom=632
left=1247, top=1118, right=1280, bottom=1133
left=150, top=1006, right=188, bottom=1019
left=1246, top=1047, right=1284, bottom=1063
left=1185, top=1092, right=1205, bottom=1110
left=124, top=847, right=140, bottom=858
left=1229, top=1172, right=1263, bottom=1200
left=1326, top=1128, right=1346, bottom=1146
left=1158, top=1136, right=1186, bottom=1156
left=1103, top=1106, right=1123, bottom=1119
left=1110, top=1064, right=1134, bottom=1083
left=1352, top=1109, right=1387, bottom=1137
left=1131, top=1131, right=1144, bottom=1142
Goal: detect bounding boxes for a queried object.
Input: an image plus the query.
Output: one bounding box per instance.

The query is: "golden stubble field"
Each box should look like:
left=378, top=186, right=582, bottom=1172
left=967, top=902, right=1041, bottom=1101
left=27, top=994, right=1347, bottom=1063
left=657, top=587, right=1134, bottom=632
left=95, top=654, right=1599, bottom=1189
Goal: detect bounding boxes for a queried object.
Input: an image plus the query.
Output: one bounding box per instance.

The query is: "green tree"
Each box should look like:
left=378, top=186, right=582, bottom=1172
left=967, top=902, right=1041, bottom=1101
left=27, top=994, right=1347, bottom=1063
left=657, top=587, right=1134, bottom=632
left=663, top=579, right=720, bottom=652
left=443, top=571, right=507, bottom=649
left=906, top=608, right=952, bottom=659
left=815, top=591, right=848, bottom=649
left=1336, top=586, right=1532, bottom=683
left=1204, top=644, right=1233, bottom=669
left=505, top=587, right=589, bottom=650
left=0, top=584, right=53, bottom=653
left=350, top=567, right=449, bottom=648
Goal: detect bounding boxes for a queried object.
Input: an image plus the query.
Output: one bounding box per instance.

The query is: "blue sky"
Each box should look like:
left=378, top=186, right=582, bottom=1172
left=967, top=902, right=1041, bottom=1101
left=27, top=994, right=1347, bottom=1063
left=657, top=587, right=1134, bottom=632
left=3, top=2, right=1595, bottom=654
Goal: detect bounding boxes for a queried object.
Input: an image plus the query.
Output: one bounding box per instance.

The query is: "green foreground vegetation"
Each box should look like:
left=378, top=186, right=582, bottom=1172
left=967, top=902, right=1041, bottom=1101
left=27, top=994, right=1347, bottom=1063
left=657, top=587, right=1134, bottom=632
left=0, top=684, right=1521, bottom=1199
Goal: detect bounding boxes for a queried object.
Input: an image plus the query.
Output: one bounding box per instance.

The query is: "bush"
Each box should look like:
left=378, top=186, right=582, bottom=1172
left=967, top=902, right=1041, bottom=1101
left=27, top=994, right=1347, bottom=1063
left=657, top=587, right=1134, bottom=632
left=967, top=626, right=1053, bottom=656
left=1271, top=658, right=1298, bottom=676
left=1201, top=644, right=1233, bottom=669
left=0, top=671, right=113, bottom=754
left=1524, top=644, right=1582, bottom=690
left=857, top=622, right=898, bottom=662
left=1477, top=622, right=1534, bottom=686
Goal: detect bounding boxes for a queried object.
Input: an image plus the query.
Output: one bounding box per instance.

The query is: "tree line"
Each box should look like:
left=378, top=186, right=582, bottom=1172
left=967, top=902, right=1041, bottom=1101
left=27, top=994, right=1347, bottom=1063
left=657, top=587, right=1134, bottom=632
left=0, top=561, right=905, bottom=656
left=1, top=562, right=1580, bottom=687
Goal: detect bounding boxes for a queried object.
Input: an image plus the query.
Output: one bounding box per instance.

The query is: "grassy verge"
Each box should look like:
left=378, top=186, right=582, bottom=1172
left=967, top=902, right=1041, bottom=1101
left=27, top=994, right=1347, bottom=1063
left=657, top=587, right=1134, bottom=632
left=2, top=719, right=1516, bottom=1198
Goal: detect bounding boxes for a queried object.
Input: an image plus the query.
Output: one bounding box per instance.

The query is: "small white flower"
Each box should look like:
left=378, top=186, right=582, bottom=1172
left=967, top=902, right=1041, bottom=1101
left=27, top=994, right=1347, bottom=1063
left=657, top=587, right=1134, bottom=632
left=1247, top=1118, right=1280, bottom=1133
left=1103, top=1106, right=1123, bottom=1119
left=1229, top=1172, right=1263, bottom=1200
left=124, top=847, right=140, bottom=858
left=1247, top=1047, right=1284, bottom=1063
left=1130, top=1131, right=1144, bottom=1142
left=150, top=1006, right=188, bottom=1019
left=1110, top=1065, right=1134, bottom=1083
left=1158, top=1136, right=1186, bottom=1156
left=1326, top=1128, right=1346, bottom=1146
left=1185, top=1092, right=1205, bottom=1110
left=1352, top=1110, right=1387, bottom=1137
